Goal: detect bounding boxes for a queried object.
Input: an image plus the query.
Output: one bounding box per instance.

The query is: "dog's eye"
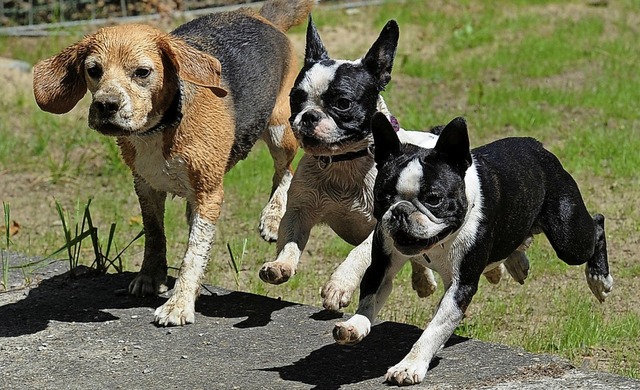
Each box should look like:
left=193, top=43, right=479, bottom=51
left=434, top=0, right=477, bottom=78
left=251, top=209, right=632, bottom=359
left=425, top=193, right=442, bottom=207
left=86, top=65, right=103, bottom=79
left=133, top=67, right=152, bottom=79
left=334, top=98, right=352, bottom=111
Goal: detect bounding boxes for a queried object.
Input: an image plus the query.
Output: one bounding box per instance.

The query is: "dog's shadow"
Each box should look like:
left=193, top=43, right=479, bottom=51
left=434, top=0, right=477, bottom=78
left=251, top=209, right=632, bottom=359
left=260, top=324, right=467, bottom=389
left=0, top=269, right=294, bottom=337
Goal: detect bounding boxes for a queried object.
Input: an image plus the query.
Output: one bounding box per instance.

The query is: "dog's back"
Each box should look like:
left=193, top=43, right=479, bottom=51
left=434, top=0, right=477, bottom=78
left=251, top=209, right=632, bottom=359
left=472, top=137, right=591, bottom=262
left=172, top=1, right=312, bottom=167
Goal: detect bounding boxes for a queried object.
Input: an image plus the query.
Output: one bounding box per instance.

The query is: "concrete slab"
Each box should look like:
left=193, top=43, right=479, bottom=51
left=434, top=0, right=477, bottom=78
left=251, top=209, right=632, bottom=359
left=0, top=267, right=638, bottom=389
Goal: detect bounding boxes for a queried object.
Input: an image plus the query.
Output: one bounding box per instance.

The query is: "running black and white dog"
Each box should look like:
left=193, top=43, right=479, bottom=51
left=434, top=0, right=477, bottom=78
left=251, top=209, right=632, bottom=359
left=333, top=112, right=613, bottom=385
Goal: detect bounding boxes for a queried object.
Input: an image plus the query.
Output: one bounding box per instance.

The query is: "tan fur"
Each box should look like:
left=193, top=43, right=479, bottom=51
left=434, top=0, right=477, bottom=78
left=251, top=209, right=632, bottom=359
left=32, top=1, right=311, bottom=326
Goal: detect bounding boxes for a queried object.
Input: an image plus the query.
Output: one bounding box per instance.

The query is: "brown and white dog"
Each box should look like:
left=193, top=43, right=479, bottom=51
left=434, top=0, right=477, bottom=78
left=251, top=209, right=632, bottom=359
left=32, top=0, right=314, bottom=326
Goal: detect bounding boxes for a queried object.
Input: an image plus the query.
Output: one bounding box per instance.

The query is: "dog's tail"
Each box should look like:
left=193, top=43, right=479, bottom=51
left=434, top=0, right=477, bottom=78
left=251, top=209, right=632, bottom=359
left=260, top=0, right=315, bottom=32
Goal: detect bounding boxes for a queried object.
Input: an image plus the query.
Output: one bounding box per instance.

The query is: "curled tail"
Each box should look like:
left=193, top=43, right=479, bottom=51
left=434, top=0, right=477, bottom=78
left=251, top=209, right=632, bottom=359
left=260, top=0, right=315, bottom=32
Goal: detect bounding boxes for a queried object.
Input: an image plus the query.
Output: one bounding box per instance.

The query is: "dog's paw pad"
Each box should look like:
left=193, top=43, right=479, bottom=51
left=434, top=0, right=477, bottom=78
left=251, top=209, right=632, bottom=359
left=259, top=262, right=293, bottom=285
left=504, top=250, right=530, bottom=285
left=321, top=281, right=355, bottom=311
left=333, top=322, right=364, bottom=345
left=385, top=361, right=428, bottom=386
left=585, top=270, right=613, bottom=303
left=154, top=299, right=195, bottom=327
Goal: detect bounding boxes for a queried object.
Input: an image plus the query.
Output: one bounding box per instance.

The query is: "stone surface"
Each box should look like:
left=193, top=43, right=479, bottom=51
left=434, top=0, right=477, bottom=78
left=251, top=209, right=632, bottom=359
left=0, top=265, right=638, bottom=389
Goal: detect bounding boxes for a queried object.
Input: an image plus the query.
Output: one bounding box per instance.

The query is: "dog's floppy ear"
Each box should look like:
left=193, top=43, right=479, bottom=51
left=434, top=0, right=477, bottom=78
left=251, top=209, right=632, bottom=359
left=33, top=35, right=93, bottom=114
left=434, top=117, right=472, bottom=168
left=362, top=20, right=399, bottom=91
left=160, top=36, right=227, bottom=98
left=304, top=15, right=329, bottom=65
left=372, top=111, right=401, bottom=166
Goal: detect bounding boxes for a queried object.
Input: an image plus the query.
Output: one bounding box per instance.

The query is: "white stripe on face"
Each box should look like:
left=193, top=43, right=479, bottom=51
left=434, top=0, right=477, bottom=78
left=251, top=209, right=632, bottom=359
left=298, top=60, right=356, bottom=108
left=396, top=159, right=423, bottom=199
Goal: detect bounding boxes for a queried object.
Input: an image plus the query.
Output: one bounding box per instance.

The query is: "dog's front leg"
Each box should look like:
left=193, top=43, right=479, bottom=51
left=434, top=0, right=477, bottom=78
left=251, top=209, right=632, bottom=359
left=154, top=190, right=222, bottom=326
left=385, top=270, right=479, bottom=386
left=259, top=203, right=317, bottom=285
left=322, top=232, right=374, bottom=311
left=333, top=230, right=405, bottom=344
left=129, top=175, right=168, bottom=297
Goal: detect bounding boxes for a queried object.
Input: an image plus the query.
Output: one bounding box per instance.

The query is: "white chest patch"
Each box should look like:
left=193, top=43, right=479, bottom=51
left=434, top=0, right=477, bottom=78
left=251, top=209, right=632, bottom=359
left=396, top=159, right=423, bottom=198
left=130, top=135, right=193, bottom=199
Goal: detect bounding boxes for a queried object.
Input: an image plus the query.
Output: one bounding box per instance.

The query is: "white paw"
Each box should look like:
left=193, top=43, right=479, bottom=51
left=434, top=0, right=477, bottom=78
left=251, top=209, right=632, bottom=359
left=384, top=359, right=429, bottom=386
left=154, top=295, right=195, bottom=326
left=333, top=315, right=370, bottom=346
left=321, top=278, right=357, bottom=311
left=128, top=273, right=167, bottom=297
left=585, top=269, right=613, bottom=303
left=258, top=179, right=290, bottom=243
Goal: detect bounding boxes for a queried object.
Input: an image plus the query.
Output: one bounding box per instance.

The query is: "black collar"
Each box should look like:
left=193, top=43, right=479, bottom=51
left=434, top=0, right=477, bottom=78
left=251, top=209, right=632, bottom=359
left=137, top=81, right=184, bottom=137
left=316, top=146, right=374, bottom=170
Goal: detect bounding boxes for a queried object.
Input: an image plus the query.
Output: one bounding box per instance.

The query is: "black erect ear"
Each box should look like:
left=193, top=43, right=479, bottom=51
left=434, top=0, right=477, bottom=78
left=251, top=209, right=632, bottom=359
left=434, top=117, right=472, bottom=169
left=362, top=20, right=399, bottom=91
left=304, top=15, right=329, bottom=65
left=371, top=111, right=401, bottom=166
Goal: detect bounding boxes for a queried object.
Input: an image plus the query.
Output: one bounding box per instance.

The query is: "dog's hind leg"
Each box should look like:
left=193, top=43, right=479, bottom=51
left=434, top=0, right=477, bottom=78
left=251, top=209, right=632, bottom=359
left=541, top=182, right=613, bottom=302
left=585, top=214, right=613, bottom=302
left=129, top=175, right=169, bottom=297
left=259, top=93, right=299, bottom=243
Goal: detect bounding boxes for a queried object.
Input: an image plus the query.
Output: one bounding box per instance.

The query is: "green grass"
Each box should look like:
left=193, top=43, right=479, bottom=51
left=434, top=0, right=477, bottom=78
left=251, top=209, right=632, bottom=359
left=0, top=0, right=638, bottom=379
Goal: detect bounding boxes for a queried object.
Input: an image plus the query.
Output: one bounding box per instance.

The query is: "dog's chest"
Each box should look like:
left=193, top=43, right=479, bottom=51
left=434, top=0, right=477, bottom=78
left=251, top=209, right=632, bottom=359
left=130, top=136, right=193, bottom=198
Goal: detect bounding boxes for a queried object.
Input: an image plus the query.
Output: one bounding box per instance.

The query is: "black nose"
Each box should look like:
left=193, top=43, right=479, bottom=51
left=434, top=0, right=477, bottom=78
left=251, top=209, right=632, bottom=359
left=93, top=96, right=120, bottom=115
left=301, top=110, right=322, bottom=128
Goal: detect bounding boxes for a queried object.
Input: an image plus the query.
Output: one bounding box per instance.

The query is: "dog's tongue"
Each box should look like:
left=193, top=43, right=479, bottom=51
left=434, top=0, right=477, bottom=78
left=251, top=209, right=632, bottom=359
left=389, top=115, right=400, bottom=132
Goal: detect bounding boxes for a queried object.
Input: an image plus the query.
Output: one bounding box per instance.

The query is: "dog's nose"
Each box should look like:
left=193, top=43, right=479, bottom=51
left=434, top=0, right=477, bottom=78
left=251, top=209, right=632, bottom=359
left=391, top=202, right=415, bottom=223
left=92, top=96, right=121, bottom=115
left=301, top=110, right=321, bottom=128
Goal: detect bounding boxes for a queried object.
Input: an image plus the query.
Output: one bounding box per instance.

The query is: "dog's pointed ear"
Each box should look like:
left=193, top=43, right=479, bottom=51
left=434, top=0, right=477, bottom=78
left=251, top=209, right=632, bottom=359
left=305, top=15, right=329, bottom=65
left=160, top=36, right=227, bottom=98
left=33, top=35, right=93, bottom=114
left=434, top=117, right=472, bottom=168
left=362, top=20, right=399, bottom=91
left=372, top=111, right=401, bottom=166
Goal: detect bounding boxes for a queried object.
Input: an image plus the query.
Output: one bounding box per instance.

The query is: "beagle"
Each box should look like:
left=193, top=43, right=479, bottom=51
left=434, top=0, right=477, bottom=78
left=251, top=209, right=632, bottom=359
left=33, top=0, right=314, bottom=326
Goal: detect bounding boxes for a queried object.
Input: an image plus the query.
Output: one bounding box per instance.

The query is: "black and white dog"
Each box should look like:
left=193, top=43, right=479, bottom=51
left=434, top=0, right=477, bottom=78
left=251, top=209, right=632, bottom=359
left=333, top=112, right=613, bottom=385
left=258, top=17, right=442, bottom=309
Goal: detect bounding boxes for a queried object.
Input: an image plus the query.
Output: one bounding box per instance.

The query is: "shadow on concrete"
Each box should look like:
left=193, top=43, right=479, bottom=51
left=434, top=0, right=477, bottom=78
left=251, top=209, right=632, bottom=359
left=260, top=323, right=468, bottom=389
left=0, top=269, right=295, bottom=337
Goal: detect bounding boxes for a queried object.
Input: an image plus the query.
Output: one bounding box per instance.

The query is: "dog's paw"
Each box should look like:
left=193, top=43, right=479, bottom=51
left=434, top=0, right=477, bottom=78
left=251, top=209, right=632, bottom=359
left=411, top=267, right=437, bottom=298
left=128, top=273, right=168, bottom=297
left=483, top=264, right=505, bottom=284
left=333, top=315, right=370, bottom=346
left=259, top=262, right=293, bottom=284
left=321, top=280, right=356, bottom=311
left=258, top=208, right=283, bottom=243
left=154, top=296, right=195, bottom=327
left=585, top=268, right=613, bottom=303
left=384, top=360, right=429, bottom=386
left=503, top=250, right=530, bottom=285
left=258, top=184, right=288, bottom=243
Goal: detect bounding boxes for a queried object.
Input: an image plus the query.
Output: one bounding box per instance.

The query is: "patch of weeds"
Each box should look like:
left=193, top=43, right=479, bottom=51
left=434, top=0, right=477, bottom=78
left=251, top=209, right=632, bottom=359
left=30, top=199, right=144, bottom=274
